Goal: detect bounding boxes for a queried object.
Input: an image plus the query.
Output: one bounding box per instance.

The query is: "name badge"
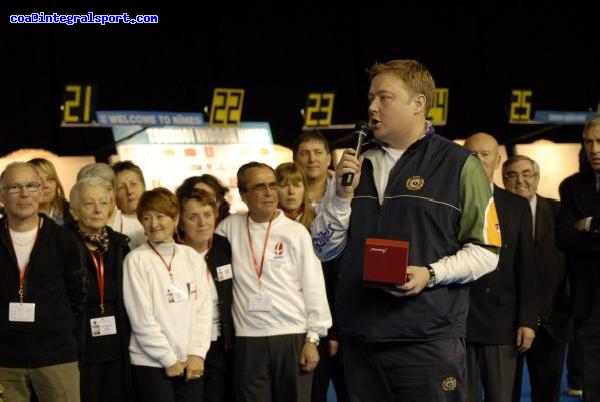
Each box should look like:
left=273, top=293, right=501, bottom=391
left=9, top=302, right=35, bottom=322
left=216, top=264, right=233, bottom=281
left=90, top=316, right=117, bottom=337
left=248, top=293, right=272, bottom=312
left=167, top=284, right=189, bottom=303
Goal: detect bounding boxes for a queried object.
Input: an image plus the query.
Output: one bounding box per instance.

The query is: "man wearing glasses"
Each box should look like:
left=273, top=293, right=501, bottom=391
left=0, top=162, right=87, bottom=401
left=215, top=162, right=331, bottom=402
left=503, top=154, right=570, bottom=402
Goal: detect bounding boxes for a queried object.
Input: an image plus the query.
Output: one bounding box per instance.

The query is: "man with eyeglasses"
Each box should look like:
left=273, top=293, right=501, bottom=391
left=556, top=115, right=600, bottom=400
left=0, top=162, right=87, bottom=401
left=502, top=154, right=570, bottom=402
left=462, top=133, right=537, bottom=402
left=215, top=162, right=331, bottom=402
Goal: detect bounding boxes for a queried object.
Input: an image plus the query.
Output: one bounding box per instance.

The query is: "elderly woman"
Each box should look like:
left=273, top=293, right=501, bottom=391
left=176, top=187, right=234, bottom=402
left=123, top=187, right=212, bottom=402
left=77, top=162, right=146, bottom=249
left=68, top=176, right=132, bottom=402
left=29, top=157, right=74, bottom=225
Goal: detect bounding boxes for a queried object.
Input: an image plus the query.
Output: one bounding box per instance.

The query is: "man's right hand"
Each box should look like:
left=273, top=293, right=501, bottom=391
left=335, top=148, right=363, bottom=199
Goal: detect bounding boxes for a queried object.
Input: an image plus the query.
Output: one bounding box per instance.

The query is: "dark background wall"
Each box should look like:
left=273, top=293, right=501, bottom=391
left=3, top=4, right=598, bottom=162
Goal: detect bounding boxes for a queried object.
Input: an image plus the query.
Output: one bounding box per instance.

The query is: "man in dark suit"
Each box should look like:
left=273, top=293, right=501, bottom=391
left=503, top=155, right=570, bottom=402
left=557, top=115, right=600, bottom=400
left=463, top=133, right=538, bottom=402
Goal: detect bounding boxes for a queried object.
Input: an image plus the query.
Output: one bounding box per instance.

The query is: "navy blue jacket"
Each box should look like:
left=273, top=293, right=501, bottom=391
left=336, top=133, right=493, bottom=342
left=0, top=215, right=87, bottom=367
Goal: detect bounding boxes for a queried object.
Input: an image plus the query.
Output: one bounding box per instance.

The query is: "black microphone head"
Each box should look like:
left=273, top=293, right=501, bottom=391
left=342, top=120, right=370, bottom=186
left=355, top=120, right=369, bottom=137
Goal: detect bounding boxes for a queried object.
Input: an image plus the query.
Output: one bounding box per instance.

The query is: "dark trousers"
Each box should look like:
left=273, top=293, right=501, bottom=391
left=234, top=334, right=313, bottom=402
left=342, top=338, right=466, bottom=402
left=576, top=289, right=600, bottom=402
left=81, top=359, right=129, bottom=402
left=131, top=365, right=204, bottom=402
left=516, top=327, right=566, bottom=402
left=566, top=336, right=583, bottom=390
left=466, top=343, right=517, bottom=402
left=204, top=338, right=234, bottom=402
left=311, top=337, right=348, bottom=402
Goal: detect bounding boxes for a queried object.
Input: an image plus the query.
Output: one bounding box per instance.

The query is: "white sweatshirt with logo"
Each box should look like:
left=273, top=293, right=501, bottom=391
left=215, top=211, right=331, bottom=339
left=123, top=242, right=212, bottom=368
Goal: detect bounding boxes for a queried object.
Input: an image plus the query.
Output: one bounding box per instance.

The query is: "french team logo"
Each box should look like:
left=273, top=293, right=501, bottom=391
left=274, top=241, right=283, bottom=256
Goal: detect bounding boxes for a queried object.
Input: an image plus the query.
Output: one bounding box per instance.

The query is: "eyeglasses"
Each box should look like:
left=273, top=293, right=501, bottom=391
left=504, top=171, right=537, bottom=181
left=246, top=183, right=280, bottom=193
left=2, top=182, right=41, bottom=194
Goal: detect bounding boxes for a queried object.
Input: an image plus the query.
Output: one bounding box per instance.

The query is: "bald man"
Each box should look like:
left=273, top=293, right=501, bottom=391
left=0, top=162, right=86, bottom=401
left=463, top=133, right=538, bottom=402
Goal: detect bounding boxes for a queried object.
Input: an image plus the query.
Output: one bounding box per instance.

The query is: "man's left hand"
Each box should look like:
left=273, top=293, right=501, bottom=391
left=300, top=342, right=320, bottom=372
left=386, top=266, right=429, bottom=297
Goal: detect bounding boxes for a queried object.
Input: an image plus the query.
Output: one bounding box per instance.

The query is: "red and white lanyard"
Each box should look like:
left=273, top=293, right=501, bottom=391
left=246, top=214, right=273, bottom=287
left=147, top=240, right=176, bottom=282
left=7, top=218, right=41, bottom=303
left=88, top=248, right=106, bottom=315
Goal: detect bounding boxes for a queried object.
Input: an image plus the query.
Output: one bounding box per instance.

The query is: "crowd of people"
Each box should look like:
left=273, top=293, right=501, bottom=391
left=0, top=58, right=598, bottom=402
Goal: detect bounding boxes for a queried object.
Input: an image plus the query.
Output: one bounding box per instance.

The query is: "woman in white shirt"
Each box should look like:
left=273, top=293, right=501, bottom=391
left=123, top=187, right=212, bottom=402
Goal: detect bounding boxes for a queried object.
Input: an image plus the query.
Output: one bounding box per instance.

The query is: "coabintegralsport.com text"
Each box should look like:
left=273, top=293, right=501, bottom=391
left=9, top=13, right=158, bottom=25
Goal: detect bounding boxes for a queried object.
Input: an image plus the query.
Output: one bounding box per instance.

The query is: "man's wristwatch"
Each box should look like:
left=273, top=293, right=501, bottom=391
left=305, top=335, right=320, bottom=346
left=425, top=264, right=436, bottom=288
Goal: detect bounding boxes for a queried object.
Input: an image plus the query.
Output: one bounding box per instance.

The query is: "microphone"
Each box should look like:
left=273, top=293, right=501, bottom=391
left=341, top=120, right=369, bottom=186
